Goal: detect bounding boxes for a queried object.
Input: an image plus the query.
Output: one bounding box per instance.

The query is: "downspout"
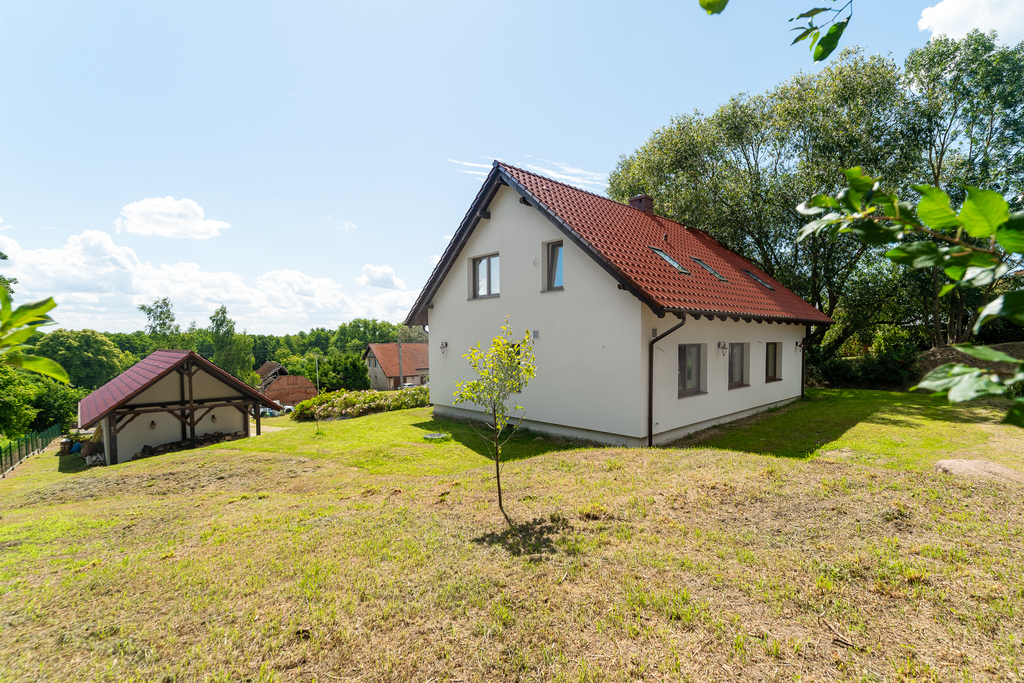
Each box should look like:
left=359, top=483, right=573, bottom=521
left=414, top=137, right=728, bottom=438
left=648, top=314, right=687, bottom=447
left=801, top=324, right=811, bottom=399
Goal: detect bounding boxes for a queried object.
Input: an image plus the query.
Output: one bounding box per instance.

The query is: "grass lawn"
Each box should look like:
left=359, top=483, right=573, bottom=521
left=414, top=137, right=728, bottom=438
left=1, top=389, right=1022, bottom=681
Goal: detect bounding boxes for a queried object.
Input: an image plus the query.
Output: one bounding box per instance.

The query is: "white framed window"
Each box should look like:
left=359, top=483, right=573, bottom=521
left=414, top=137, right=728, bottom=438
left=766, top=342, right=781, bottom=382
left=544, top=241, right=564, bottom=291
left=472, top=254, right=499, bottom=298
left=729, top=342, right=750, bottom=389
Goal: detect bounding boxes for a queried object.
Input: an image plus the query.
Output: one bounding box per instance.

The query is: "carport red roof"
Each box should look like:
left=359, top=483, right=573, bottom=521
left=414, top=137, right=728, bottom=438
left=364, top=343, right=429, bottom=379
left=78, top=349, right=280, bottom=429
left=405, top=162, right=832, bottom=327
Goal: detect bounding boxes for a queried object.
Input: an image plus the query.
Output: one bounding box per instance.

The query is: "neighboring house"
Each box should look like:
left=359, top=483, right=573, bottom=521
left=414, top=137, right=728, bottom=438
left=404, top=161, right=833, bottom=446
left=363, top=343, right=429, bottom=390
left=264, top=374, right=317, bottom=406
left=78, top=350, right=281, bottom=465
left=256, top=361, right=317, bottom=405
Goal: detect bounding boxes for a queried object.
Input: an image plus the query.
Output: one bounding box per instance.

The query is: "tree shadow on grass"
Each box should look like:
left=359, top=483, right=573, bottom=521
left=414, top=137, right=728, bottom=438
left=471, top=516, right=568, bottom=557
left=57, top=451, right=89, bottom=474
left=412, top=417, right=583, bottom=463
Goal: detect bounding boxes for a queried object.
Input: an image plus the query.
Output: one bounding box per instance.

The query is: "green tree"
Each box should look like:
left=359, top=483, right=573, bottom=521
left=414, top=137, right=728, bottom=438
left=138, top=297, right=180, bottom=345
left=209, top=306, right=258, bottom=386
left=0, top=289, right=68, bottom=383
left=609, top=48, right=921, bottom=353
left=105, top=330, right=152, bottom=357
left=34, top=329, right=125, bottom=389
left=28, top=376, right=89, bottom=432
left=0, top=249, right=16, bottom=296
left=0, top=367, right=38, bottom=438
left=453, top=318, right=536, bottom=523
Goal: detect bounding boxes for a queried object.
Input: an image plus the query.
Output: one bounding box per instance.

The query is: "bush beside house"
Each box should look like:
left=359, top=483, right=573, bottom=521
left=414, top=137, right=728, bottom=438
left=291, top=386, right=429, bottom=421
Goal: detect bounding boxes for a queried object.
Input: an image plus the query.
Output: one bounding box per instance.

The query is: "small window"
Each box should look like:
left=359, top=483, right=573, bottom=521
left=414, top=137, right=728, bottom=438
left=473, top=254, right=499, bottom=298
left=650, top=247, right=690, bottom=274
left=766, top=342, right=780, bottom=382
left=546, top=241, right=564, bottom=290
left=692, top=257, right=727, bottom=281
left=729, top=343, right=748, bottom=389
left=743, top=269, right=774, bottom=290
left=678, top=344, right=703, bottom=397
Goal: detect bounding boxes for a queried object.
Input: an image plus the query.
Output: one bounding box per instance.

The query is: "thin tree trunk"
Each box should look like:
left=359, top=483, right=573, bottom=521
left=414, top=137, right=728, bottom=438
left=932, top=267, right=944, bottom=348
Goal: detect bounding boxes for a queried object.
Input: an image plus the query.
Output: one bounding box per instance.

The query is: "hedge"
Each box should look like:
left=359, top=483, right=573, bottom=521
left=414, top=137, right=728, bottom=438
left=291, top=386, right=429, bottom=421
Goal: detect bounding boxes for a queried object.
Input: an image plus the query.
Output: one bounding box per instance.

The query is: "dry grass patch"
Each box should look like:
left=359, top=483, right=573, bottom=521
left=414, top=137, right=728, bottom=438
left=0, top=394, right=1022, bottom=681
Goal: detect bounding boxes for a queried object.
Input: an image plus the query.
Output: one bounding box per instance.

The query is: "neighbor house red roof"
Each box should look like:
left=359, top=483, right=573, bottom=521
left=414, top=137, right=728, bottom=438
left=405, top=162, right=832, bottom=326
left=79, top=350, right=280, bottom=429
left=364, top=343, right=429, bottom=379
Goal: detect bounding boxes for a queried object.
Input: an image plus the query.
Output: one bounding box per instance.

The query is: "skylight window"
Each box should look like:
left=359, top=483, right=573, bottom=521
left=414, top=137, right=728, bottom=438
left=691, top=257, right=727, bottom=281
left=650, top=247, right=690, bottom=274
left=742, top=269, right=774, bottom=290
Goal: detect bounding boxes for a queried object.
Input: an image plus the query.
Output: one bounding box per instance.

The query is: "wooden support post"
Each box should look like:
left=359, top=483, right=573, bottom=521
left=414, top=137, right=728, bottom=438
left=187, top=360, right=196, bottom=445
left=243, top=405, right=251, bottom=438
left=179, top=368, right=187, bottom=441
left=255, top=407, right=261, bottom=436
left=107, top=414, right=118, bottom=465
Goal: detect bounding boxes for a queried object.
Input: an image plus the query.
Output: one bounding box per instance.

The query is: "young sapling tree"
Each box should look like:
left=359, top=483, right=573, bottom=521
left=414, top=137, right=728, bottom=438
left=453, top=317, right=536, bottom=523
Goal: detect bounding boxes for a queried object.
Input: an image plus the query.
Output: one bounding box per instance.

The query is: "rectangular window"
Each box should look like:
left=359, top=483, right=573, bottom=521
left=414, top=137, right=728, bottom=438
left=650, top=247, right=690, bottom=274
left=691, top=257, right=728, bottom=281
left=546, top=241, right=564, bottom=290
left=743, top=269, right=774, bottom=290
left=729, top=343, right=747, bottom=389
left=473, top=254, right=499, bottom=298
left=678, top=344, right=702, bottom=396
left=766, top=342, right=780, bottom=382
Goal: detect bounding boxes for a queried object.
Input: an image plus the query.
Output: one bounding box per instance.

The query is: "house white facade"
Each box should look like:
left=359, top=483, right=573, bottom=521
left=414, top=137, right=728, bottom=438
left=406, top=162, right=830, bottom=446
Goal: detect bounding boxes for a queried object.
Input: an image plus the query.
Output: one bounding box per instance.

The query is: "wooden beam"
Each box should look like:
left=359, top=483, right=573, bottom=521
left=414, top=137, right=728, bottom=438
left=119, top=395, right=246, bottom=411
left=256, top=408, right=261, bottom=436
left=107, top=415, right=118, bottom=465
left=115, top=413, right=139, bottom=435
left=188, top=360, right=196, bottom=444
left=179, top=370, right=187, bottom=441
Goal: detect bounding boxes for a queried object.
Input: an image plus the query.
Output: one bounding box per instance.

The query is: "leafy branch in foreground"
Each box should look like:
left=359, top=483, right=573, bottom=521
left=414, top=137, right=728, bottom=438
left=698, top=0, right=853, bottom=62
left=0, top=288, right=69, bottom=383
left=798, top=168, right=1024, bottom=425
left=453, top=317, right=536, bottom=524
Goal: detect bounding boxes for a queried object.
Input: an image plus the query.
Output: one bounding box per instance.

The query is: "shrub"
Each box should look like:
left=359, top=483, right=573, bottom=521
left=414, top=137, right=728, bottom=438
left=291, top=385, right=429, bottom=421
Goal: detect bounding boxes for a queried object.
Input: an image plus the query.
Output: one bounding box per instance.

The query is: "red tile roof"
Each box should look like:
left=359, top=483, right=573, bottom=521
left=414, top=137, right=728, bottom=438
left=79, top=350, right=280, bottom=429
left=406, top=162, right=832, bottom=326
left=364, top=343, right=429, bottom=379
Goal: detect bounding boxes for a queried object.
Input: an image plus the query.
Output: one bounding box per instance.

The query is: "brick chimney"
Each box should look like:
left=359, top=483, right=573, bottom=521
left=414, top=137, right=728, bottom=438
left=629, top=194, right=654, bottom=214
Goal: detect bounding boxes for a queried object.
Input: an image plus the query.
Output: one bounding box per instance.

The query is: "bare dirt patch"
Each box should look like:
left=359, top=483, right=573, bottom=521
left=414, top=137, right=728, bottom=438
left=935, top=458, right=1024, bottom=484
left=917, top=341, right=1024, bottom=379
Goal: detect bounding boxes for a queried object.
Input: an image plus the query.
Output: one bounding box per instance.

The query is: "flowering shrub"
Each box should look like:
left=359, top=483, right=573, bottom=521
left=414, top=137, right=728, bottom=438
left=290, top=385, right=429, bottom=421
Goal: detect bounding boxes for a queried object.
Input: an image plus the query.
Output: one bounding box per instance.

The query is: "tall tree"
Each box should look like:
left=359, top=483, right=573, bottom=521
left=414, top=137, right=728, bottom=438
left=609, top=48, right=922, bottom=353
left=209, top=306, right=258, bottom=386
left=138, top=297, right=180, bottom=343
left=33, top=329, right=123, bottom=389
left=0, top=250, right=16, bottom=296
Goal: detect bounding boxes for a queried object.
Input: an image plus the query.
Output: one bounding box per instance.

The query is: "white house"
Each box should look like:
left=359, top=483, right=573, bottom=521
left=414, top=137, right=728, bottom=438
left=363, top=343, right=429, bottom=390
left=405, top=161, right=832, bottom=446
left=78, top=350, right=281, bottom=465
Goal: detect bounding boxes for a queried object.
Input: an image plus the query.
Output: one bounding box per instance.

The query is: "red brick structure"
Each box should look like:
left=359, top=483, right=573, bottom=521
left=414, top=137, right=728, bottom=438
left=264, top=374, right=317, bottom=406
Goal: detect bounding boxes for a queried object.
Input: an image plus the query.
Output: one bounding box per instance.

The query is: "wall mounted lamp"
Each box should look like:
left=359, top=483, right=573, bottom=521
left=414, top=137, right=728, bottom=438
left=439, top=341, right=448, bottom=355
left=211, top=414, right=217, bottom=424
left=717, top=341, right=728, bottom=356
left=796, top=340, right=804, bottom=349
left=149, top=420, right=156, bottom=429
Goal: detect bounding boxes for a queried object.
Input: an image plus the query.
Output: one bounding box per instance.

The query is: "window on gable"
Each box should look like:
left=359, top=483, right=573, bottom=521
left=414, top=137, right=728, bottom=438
left=691, top=257, right=727, bottom=281
left=546, top=241, right=564, bottom=290
left=678, top=344, right=704, bottom=397
left=729, top=343, right=749, bottom=389
left=650, top=247, right=690, bottom=274
left=766, top=342, right=781, bottom=382
left=743, top=269, right=774, bottom=290
left=473, top=254, right=499, bottom=298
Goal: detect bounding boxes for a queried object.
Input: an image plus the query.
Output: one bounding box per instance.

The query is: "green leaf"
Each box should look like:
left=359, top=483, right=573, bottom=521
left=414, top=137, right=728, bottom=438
left=791, top=7, right=831, bottom=20
left=939, top=283, right=957, bottom=297
left=842, top=167, right=876, bottom=193
left=813, top=18, right=847, bottom=62
left=975, top=291, right=1024, bottom=331
left=1, top=353, right=70, bottom=383
left=843, top=220, right=902, bottom=245
left=959, top=187, right=1009, bottom=238
left=836, top=187, right=861, bottom=212
left=885, top=241, right=944, bottom=268
left=796, top=195, right=839, bottom=216
left=1004, top=397, right=1024, bottom=429
left=914, top=363, right=1004, bottom=402
left=797, top=213, right=843, bottom=241
left=808, top=30, right=820, bottom=52
left=995, top=213, right=1024, bottom=254
left=954, top=344, right=1022, bottom=364
left=791, top=27, right=815, bottom=45
left=1, top=296, right=57, bottom=334
left=699, top=0, right=729, bottom=14
left=912, top=185, right=960, bottom=230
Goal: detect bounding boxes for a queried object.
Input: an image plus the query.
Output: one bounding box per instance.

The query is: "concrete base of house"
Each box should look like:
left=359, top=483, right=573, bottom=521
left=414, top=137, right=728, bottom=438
left=432, top=397, right=799, bottom=448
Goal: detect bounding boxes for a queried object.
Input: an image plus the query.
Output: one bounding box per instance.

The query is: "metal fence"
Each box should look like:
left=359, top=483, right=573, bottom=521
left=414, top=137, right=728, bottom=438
left=1, top=424, right=61, bottom=478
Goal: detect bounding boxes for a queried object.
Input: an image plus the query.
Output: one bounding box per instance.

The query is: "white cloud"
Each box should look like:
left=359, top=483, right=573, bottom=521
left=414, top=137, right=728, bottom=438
left=0, top=231, right=418, bottom=333
left=919, top=0, right=1024, bottom=43
left=114, top=197, right=230, bottom=239
left=449, top=156, right=608, bottom=193
left=355, top=264, right=406, bottom=290
left=429, top=254, right=441, bottom=265
left=339, top=222, right=357, bottom=231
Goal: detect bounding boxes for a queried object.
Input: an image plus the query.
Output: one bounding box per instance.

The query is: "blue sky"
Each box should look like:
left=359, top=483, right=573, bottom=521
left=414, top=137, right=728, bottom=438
left=1, top=0, right=1020, bottom=334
